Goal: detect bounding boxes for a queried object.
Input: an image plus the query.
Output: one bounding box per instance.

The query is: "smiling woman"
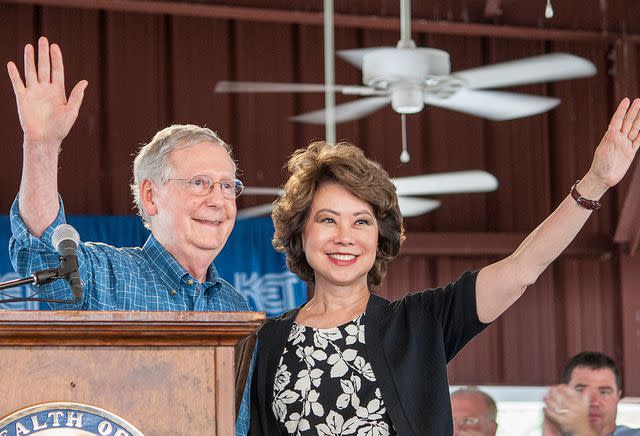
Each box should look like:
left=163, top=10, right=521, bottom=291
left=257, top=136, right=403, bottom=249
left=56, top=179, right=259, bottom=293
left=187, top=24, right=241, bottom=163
left=298, top=183, right=380, bottom=325
left=250, top=99, right=640, bottom=436
left=272, top=141, right=404, bottom=294
left=250, top=141, right=487, bottom=435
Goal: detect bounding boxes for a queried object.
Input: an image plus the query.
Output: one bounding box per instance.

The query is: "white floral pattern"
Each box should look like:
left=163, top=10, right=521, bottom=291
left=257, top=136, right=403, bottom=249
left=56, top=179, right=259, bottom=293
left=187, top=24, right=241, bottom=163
left=272, top=314, right=395, bottom=435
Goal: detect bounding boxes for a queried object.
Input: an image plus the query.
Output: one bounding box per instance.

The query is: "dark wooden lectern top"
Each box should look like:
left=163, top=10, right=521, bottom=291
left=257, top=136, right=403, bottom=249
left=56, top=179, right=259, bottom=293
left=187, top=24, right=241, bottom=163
left=0, top=310, right=265, bottom=435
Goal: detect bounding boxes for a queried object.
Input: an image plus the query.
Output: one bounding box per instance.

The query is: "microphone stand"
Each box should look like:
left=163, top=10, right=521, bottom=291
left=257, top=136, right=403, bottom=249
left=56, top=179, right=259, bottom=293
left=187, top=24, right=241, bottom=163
left=0, top=257, right=81, bottom=304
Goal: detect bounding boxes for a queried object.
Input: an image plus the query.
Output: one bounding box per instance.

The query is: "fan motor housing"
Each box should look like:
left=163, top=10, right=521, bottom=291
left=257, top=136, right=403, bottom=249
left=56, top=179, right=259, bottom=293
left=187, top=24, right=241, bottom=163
left=362, top=48, right=451, bottom=89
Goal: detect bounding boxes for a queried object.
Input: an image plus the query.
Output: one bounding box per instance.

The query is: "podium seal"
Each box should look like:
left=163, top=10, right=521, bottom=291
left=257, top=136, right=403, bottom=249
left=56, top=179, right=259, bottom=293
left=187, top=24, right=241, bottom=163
left=0, top=402, right=143, bottom=436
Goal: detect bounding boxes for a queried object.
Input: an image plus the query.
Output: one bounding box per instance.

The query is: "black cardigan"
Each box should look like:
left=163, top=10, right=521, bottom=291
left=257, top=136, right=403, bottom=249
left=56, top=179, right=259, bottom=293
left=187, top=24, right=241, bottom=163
left=250, top=270, right=488, bottom=435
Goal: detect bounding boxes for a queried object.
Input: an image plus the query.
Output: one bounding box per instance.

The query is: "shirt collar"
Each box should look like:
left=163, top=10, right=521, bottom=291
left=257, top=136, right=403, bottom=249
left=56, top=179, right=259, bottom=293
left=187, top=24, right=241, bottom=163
left=142, top=234, right=224, bottom=289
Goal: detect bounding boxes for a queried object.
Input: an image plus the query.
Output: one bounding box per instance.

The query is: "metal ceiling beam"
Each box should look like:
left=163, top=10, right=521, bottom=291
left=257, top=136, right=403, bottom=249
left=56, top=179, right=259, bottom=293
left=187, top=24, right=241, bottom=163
left=4, top=0, right=640, bottom=43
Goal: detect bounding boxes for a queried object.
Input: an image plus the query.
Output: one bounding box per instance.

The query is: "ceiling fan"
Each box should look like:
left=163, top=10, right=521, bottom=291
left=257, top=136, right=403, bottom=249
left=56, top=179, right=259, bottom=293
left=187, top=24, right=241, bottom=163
left=215, top=1, right=596, bottom=127
left=220, top=0, right=595, bottom=218
left=237, top=170, right=499, bottom=219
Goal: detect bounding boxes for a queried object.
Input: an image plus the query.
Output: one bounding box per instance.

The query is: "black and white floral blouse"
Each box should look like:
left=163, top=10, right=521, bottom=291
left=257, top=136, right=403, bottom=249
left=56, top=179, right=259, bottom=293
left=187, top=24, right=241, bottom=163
left=272, top=313, right=396, bottom=436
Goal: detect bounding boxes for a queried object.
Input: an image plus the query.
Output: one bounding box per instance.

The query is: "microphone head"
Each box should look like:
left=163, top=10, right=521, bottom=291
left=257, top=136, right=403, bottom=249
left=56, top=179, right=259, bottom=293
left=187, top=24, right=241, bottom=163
left=52, top=224, right=80, bottom=250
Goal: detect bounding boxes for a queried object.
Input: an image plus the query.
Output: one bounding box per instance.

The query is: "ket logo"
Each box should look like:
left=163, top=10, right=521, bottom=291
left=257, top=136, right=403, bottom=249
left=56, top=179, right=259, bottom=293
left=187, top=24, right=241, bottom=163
left=0, top=402, right=143, bottom=436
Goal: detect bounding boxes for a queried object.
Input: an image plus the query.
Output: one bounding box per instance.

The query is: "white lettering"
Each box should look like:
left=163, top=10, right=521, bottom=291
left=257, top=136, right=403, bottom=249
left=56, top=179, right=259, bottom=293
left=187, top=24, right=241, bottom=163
left=98, top=421, right=113, bottom=435
left=113, top=429, right=131, bottom=436
left=0, top=430, right=7, bottom=436
left=235, top=271, right=302, bottom=313
left=48, top=411, right=64, bottom=427
left=30, top=415, right=47, bottom=431
left=66, top=412, right=83, bottom=428
left=15, top=422, right=30, bottom=436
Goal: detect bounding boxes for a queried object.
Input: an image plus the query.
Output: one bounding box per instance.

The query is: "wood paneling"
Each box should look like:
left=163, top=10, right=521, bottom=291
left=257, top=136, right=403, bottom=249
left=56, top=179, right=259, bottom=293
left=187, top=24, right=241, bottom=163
left=231, top=20, right=296, bottom=210
left=104, top=11, right=168, bottom=214
left=0, top=4, right=35, bottom=203
left=41, top=7, right=103, bottom=213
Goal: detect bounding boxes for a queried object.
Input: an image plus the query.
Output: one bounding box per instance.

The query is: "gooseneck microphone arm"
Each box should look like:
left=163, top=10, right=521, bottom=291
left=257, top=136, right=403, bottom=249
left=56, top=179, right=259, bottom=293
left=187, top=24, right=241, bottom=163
left=0, top=267, right=59, bottom=291
left=0, top=224, right=83, bottom=304
left=0, top=266, right=78, bottom=303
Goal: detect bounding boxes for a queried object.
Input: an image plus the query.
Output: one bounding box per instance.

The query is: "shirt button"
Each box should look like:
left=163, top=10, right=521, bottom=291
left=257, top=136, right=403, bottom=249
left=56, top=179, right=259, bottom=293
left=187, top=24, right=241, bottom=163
left=170, top=289, right=177, bottom=295
left=187, top=279, right=194, bottom=285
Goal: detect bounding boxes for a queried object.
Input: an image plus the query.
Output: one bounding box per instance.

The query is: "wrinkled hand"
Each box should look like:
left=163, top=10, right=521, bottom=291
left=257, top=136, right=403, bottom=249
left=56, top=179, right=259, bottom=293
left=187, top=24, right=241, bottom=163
left=6, top=36, right=87, bottom=146
left=543, top=385, right=595, bottom=435
left=587, top=98, right=640, bottom=190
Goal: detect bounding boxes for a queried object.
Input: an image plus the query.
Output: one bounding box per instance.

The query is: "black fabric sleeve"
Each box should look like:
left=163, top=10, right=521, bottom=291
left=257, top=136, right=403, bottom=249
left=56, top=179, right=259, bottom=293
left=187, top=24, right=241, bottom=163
left=419, top=270, right=490, bottom=362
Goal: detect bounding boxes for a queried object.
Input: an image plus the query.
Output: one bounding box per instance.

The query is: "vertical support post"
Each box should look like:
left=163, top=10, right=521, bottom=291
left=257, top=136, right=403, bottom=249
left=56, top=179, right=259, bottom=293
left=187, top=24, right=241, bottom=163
left=323, top=0, right=336, bottom=144
left=612, top=37, right=640, bottom=395
left=397, top=0, right=415, bottom=48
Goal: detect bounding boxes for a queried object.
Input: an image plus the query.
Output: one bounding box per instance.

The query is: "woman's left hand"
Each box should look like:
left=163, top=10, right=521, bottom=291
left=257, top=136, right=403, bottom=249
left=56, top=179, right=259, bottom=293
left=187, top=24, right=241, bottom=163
left=587, top=98, right=640, bottom=190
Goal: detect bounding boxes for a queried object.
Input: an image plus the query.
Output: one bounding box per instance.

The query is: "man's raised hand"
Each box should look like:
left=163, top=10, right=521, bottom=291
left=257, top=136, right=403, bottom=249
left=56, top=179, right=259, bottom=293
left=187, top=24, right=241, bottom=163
left=6, top=36, right=87, bottom=147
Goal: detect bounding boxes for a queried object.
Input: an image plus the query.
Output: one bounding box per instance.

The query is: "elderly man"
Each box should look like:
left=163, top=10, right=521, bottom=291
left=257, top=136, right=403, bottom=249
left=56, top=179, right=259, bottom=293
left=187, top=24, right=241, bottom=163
left=7, top=37, right=252, bottom=434
left=544, top=352, right=640, bottom=436
left=451, top=387, right=498, bottom=436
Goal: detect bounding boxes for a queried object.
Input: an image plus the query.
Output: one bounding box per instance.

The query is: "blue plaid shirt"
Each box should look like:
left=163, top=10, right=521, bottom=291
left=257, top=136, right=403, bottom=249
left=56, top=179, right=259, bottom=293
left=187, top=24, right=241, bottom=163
left=9, top=197, right=252, bottom=435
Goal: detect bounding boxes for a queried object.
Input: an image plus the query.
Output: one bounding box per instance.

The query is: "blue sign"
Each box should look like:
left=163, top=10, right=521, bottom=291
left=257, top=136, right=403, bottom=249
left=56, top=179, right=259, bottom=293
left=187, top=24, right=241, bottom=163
left=0, top=215, right=306, bottom=316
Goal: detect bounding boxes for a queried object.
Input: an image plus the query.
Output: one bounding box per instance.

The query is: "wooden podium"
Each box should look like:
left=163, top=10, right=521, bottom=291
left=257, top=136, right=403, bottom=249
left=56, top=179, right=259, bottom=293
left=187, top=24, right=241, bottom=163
left=0, top=310, right=264, bottom=435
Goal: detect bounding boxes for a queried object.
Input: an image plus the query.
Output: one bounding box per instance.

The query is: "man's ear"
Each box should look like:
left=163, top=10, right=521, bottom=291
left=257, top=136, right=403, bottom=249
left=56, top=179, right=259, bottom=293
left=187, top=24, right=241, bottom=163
left=140, top=179, right=158, bottom=217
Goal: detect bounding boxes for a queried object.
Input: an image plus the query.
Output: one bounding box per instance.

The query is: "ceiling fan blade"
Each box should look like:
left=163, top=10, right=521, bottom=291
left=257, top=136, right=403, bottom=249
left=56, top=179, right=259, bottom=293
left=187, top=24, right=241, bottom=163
left=337, top=47, right=392, bottom=69
left=398, top=197, right=441, bottom=217
left=243, top=187, right=284, bottom=196
left=392, top=170, right=498, bottom=196
left=216, top=81, right=340, bottom=93
left=236, top=203, right=275, bottom=219
left=215, top=81, right=376, bottom=96
left=290, top=96, right=390, bottom=124
left=453, top=53, right=596, bottom=90
left=237, top=198, right=439, bottom=219
left=425, top=89, right=560, bottom=121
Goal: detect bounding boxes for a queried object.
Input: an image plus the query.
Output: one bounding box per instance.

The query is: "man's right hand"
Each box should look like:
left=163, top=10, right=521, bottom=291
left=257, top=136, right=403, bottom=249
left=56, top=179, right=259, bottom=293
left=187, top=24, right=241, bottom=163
left=543, top=384, right=597, bottom=436
left=7, top=36, right=87, bottom=147
left=8, top=36, right=88, bottom=237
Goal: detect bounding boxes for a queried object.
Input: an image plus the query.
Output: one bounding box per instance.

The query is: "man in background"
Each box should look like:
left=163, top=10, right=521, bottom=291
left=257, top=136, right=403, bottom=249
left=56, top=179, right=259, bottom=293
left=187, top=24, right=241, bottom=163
left=451, top=386, right=498, bottom=436
left=544, top=351, right=639, bottom=436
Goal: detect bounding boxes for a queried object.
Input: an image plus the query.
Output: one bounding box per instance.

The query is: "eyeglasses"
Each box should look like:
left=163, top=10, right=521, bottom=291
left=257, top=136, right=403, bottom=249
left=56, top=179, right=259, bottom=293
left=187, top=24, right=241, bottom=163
left=167, top=175, right=244, bottom=199
left=453, top=416, right=481, bottom=426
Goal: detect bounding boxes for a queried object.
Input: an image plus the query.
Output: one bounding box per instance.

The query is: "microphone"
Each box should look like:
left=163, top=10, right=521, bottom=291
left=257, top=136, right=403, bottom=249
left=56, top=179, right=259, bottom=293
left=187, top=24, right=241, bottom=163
left=51, top=224, right=83, bottom=301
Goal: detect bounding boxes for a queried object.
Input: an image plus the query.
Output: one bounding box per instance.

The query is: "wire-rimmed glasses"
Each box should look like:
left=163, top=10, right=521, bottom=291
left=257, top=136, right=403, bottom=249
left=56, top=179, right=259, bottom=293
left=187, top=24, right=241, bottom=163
left=168, top=175, right=244, bottom=199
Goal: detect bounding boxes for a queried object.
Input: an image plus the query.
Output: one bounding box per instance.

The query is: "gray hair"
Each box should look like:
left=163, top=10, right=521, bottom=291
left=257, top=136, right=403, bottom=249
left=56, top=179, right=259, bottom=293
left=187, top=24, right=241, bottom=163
left=451, top=386, right=498, bottom=421
left=130, top=124, right=235, bottom=227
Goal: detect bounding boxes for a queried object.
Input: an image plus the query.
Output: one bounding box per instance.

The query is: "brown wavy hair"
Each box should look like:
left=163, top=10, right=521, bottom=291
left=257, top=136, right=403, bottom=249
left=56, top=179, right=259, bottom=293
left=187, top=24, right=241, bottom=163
left=272, top=141, right=405, bottom=291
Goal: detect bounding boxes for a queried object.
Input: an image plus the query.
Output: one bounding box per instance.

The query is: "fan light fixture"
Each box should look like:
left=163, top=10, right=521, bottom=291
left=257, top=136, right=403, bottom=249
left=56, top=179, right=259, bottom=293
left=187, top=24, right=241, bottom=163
left=392, top=85, right=424, bottom=114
